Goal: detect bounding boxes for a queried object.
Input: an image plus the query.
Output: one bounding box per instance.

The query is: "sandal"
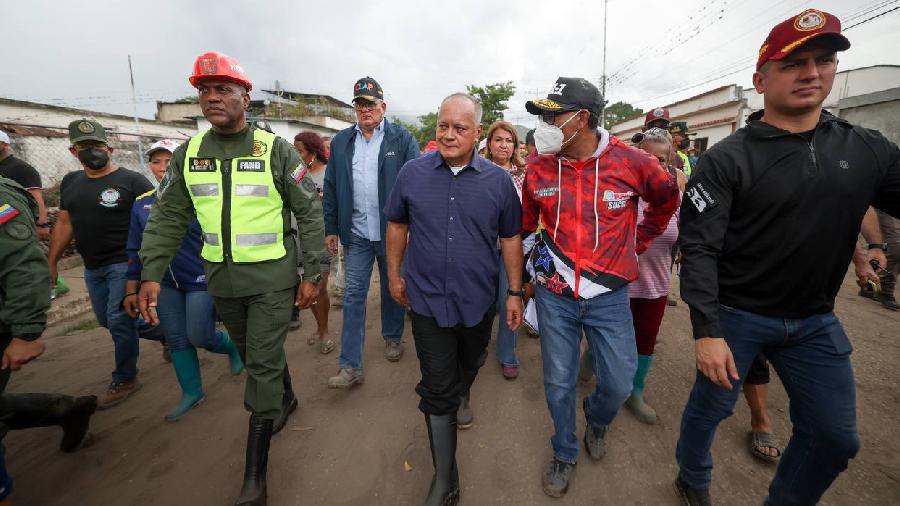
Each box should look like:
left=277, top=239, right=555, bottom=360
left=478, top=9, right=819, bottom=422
left=748, top=431, right=782, bottom=463
left=319, top=338, right=335, bottom=355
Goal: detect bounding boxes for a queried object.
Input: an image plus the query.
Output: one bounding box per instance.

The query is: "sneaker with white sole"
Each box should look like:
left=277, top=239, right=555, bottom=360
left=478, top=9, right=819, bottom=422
left=327, top=368, right=364, bottom=389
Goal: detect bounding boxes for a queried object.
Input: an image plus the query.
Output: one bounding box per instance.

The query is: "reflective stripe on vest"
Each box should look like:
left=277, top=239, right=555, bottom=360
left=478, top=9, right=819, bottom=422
left=182, top=128, right=286, bottom=263
left=678, top=151, right=692, bottom=177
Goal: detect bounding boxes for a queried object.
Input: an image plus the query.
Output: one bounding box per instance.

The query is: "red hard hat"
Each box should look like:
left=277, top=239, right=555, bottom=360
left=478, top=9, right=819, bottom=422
left=189, top=52, right=253, bottom=91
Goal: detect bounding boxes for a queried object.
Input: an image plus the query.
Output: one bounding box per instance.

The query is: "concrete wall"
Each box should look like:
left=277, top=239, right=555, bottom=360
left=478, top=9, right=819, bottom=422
left=157, top=102, right=201, bottom=123
left=0, top=101, right=196, bottom=139
left=836, top=87, right=900, bottom=145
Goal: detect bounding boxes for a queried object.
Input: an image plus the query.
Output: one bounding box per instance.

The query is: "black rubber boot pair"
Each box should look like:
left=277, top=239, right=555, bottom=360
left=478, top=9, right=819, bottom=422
left=424, top=413, right=460, bottom=506
left=1, top=393, right=97, bottom=452
left=235, top=416, right=274, bottom=506
left=272, top=365, right=298, bottom=435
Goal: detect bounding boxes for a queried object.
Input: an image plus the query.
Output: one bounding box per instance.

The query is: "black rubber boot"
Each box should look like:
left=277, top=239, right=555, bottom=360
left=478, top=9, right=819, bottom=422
left=272, top=365, right=298, bottom=435
left=424, top=413, right=460, bottom=506
left=876, top=272, right=899, bottom=310
left=235, top=416, right=273, bottom=506
left=0, top=393, right=98, bottom=452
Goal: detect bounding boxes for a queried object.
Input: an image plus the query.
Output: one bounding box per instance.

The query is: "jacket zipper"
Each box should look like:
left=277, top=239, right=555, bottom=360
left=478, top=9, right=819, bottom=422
left=574, top=165, right=582, bottom=299
left=168, top=265, right=180, bottom=289
left=222, top=159, right=232, bottom=259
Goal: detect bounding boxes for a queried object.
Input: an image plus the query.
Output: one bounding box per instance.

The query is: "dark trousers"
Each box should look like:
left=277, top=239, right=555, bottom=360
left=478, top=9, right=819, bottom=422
left=676, top=307, right=859, bottom=505
left=410, top=306, right=496, bottom=415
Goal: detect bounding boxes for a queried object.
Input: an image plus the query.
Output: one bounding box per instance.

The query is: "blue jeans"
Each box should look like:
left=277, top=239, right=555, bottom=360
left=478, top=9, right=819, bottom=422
left=495, top=258, right=518, bottom=367
left=156, top=285, right=226, bottom=353
left=535, top=284, right=637, bottom=463
left=676, top=307, right=859, bottom=506
left=84, top=262, right=139, bottom=383
left=338, top=234, right=405, bottom=370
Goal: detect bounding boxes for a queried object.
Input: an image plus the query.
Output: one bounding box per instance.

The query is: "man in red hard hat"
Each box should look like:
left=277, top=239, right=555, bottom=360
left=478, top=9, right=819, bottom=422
left=138, top=51, right=325, bottom=506
left=673, top=9, right=900, bottom=506
left=643, top=107, right=670, bottom=131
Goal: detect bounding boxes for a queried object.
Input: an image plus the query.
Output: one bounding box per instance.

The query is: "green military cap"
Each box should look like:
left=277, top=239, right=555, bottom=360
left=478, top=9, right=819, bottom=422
left=68, top=119, right=108, bottom=145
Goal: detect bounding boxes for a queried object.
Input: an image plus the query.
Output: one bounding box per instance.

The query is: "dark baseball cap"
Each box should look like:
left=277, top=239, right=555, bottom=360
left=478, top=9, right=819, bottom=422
left=526, top=77, right=604, bottom=117
left=668, top=121, right=692, bottom=136
left=68, top=119, right=108, bottom=145
left=353, top=77, right=384, bottom=102
left=756, top=9, right=850, bottom=70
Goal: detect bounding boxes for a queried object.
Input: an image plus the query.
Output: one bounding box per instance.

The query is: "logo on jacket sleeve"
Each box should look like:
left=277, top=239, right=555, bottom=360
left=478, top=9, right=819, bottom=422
left=686, top=182, right=718, bottom=214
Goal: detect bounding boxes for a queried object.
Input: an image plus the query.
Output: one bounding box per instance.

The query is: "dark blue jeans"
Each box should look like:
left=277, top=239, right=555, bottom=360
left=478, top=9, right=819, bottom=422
left=535, top=284, right=637, bottom=463
left=338, top=234, right=405, bottom=370
left=156, top=285, right=226, bottom=353
left=84, top=262, right=139, bottom=383
left=676, top=306, right=859, bottom=506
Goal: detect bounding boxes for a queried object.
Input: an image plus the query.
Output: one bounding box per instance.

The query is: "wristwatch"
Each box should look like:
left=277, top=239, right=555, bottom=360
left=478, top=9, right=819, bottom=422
left=507, top=289, right=525, bottom=297
left=306, top=274, right=322, bottom=285
left=868, top=243, right=887, bottom=250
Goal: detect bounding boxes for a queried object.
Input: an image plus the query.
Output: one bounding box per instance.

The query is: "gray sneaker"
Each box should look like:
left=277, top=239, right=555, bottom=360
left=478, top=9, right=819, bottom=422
left=384, top=340, right=404, bottom=362
left=583, top=422, right=608, bottom=460
left=327, top=368, right=364, bottom=389
left=542, top=457, right=576, bottom=498
left=457, top=394, right=473, bottom=430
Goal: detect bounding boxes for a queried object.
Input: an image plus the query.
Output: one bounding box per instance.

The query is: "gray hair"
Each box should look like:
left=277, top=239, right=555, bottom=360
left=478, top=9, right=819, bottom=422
left=440, top=93, right=483, bottom=125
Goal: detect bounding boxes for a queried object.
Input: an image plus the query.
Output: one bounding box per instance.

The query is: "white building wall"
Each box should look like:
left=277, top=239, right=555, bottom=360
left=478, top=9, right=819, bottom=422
left=0, top=102, right=196, bottom=139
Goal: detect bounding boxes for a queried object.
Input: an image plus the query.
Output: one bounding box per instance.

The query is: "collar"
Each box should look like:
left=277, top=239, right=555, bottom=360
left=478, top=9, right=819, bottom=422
left=426, top=149, right=490, bottom=172
left=355, top=118, right=385, bottom=136
left=559, top=127, right=611, bottom=164
left=746, top=109, right=848, bottom=139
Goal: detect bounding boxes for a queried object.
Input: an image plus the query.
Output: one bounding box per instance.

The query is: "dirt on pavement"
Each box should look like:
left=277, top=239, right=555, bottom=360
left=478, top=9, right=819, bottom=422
left=5, top=269, right=899, bottom=505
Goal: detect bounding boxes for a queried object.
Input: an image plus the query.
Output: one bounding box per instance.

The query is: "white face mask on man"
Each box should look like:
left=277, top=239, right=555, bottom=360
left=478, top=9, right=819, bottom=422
left=534, top=110, right=583, bottom=154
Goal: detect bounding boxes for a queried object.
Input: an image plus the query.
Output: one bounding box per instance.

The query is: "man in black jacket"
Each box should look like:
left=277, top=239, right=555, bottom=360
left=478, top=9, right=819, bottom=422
left=673, top=9, right=900, bottom=506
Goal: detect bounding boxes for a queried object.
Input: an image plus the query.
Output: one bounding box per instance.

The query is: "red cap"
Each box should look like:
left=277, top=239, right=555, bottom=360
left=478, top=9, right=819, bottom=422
left=189, top=52, right=253, bottom=91
left=756, top=9, right=850, bottom=71
left=644, top=107, right=670, bottom=127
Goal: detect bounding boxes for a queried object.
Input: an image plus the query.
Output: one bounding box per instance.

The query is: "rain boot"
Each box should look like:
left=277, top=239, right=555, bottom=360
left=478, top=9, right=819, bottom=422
left=272, top=364, right=298, bottom=435
left=625, top=354, right=657, bottom=424
left=235, top=416, right=273, bottom=506
left=876, top=272, right=900, bottom=310
left=424, top=413, right=460, bottom=506
left=1, top=393, right=97, bottom=452
left=212, top=329, right=245, bottom=375
left=165, top=348, right=205, bottom=422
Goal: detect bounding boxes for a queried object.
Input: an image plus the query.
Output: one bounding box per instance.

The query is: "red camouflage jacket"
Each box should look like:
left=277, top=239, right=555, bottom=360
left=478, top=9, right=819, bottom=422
left=522, top=131, right=679, bottom=299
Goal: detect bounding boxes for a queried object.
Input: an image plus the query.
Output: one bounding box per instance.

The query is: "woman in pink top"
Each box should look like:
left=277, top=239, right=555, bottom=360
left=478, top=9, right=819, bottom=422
left=626, top=128, right=686, bottom=424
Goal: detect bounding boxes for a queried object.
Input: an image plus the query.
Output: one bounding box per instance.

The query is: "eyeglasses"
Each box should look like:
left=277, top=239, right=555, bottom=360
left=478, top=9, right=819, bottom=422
left=353, top=100, right=383, bottom=112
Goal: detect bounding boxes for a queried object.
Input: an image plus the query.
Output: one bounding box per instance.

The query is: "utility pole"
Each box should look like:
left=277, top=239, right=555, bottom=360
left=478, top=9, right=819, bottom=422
left=600, top=0, right=609, bottom=128
left=127, top=55, right=146, bottom=173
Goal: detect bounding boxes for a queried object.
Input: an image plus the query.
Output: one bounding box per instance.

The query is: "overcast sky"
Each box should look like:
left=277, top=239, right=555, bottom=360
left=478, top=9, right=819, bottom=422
left=3, top=0, right=899, bottom=128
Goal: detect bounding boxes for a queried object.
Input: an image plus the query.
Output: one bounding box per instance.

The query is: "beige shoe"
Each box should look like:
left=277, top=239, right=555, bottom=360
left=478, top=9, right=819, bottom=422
left=97, top=379, right=142, bottom=410
left=384, top=341, right=404, bottom=362
left=327, top=368, right=364, bottom=389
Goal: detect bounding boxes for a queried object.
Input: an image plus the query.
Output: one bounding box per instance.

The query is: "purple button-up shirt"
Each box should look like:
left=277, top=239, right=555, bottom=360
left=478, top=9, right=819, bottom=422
left=384, top=150, right=522, bottom=328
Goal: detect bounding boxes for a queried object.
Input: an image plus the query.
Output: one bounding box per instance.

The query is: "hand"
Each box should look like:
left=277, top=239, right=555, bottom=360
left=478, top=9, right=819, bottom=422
left=123, top=294, right=139, bottom=318
left=695, top=337, right=739, bottom=390
left=675, top=169, right=688, bottom=193
left=389, top=275, right=407, bottom=306
left=853, top=254, right=879, bottom=289
left=325, top=235, right=339, bottom=256
left=867, top=248, right=887, bottom=275
left=506, top=295, right=523, bottom=332
left=137, top=281, right=162, bottom=326
left=3, top=338, right=45, bottom=371
left=295, top=280, right=319, bottom=309
left=674, top=253, right=683, bottom=265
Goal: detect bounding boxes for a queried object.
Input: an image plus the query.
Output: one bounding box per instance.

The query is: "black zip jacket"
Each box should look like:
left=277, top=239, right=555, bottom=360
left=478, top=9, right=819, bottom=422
left=679, top=110, right=900, bottom=339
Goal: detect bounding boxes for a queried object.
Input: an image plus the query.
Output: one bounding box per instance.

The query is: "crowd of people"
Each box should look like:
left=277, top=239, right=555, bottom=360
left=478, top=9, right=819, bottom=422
left=0, top=7, right=898, bottom=506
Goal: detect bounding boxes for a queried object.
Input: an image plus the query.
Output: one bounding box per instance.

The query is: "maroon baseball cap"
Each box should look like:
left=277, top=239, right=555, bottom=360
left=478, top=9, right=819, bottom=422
left=756, top=9, right=850, bottom=70
left=644, top=107, right=670, bottom=127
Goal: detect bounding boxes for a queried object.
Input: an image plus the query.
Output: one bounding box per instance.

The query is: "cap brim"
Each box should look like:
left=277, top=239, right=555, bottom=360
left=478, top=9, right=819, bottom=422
left=770, top=32, right=851, bottom=63
left=353, top=95, right=381, bottom=103
left=70, top=135, right=107, bottom=145
left=525, top=98, right=579, bottom=115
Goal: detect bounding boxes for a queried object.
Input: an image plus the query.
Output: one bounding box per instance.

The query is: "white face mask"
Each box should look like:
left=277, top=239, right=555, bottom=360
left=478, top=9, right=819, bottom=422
left=534, top=111, right=582, bottom=154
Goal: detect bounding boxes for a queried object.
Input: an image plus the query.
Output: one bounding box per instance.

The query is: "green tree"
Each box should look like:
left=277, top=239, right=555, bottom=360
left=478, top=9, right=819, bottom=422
left=465, top=81, right=516, bottom=130
left=602, top=101, right=643, bottom=130
left=392, top=111, right=438, bottom=148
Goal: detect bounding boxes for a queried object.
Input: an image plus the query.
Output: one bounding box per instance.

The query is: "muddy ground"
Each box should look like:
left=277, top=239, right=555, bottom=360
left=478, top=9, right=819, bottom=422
left=6, top=269, right=899, bottom=505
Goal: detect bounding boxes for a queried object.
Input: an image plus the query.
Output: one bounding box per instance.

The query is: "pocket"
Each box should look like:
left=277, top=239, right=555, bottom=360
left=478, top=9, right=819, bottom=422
left=822, top=314, right=853, bottom=355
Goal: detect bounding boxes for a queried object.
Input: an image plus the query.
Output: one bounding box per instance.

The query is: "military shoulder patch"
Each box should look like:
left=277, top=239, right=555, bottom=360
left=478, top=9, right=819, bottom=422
left=290, top=163, right=308, bottom=184
left=685, top=182, right=718, bottom=214
left=0, top=204, right=21, bottom=225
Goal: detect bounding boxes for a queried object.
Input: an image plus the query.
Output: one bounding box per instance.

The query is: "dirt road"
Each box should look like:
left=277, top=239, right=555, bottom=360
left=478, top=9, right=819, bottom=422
left=6, top=270, right=899, bottom=505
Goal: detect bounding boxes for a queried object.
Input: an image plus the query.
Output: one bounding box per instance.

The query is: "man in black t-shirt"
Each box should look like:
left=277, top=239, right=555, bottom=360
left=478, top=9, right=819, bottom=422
left=48, top=119, right=153, bottom=409
left=0, top=130, right=49, bottom=240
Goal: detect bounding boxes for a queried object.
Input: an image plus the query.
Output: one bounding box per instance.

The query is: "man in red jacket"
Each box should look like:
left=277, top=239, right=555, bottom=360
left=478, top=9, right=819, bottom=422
left=522, top=77, right=679, bottom=497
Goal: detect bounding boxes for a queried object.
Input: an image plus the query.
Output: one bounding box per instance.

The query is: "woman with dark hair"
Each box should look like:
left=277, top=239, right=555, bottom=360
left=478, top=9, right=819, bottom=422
left=484, top=121, right=527, bottom=380
left=292, top=131, right=335, bottom=354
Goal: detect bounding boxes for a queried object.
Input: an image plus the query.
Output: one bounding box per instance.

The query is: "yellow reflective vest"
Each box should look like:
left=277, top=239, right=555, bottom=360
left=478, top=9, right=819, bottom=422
left=677, top=150, right=693, bottom=178
left=181, top=128, right=286, bottom=263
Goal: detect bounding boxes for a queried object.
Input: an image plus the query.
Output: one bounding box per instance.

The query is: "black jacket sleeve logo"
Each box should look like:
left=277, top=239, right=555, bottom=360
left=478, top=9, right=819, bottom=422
left=686, top=182, right=718, bottom=214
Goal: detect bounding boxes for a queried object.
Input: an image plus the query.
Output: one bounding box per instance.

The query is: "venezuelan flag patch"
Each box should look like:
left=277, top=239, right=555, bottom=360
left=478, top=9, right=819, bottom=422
left=0, top=204, right=20, bottom=225
left=290, top=163, right=308, bottom=184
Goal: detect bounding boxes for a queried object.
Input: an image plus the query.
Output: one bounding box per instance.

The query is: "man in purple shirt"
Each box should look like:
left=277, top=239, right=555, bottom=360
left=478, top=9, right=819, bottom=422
left=384, top=92, right=524, bottom=506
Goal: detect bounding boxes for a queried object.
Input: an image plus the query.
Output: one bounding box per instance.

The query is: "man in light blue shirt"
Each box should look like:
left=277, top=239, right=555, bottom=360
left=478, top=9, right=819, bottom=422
left=323, top=77, right=420, bottom=388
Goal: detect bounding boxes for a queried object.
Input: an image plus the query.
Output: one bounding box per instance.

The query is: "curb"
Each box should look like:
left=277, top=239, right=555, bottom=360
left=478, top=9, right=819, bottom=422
left=47, top=293, right=93, bottom=327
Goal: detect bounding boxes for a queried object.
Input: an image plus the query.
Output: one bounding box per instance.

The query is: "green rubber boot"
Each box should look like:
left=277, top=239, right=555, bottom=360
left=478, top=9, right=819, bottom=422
left=165, top=348, right=205, bottom=422
left=212, top=330, right=244, bottom=375
left=625, top=354, right=657, bottom=424
left=54, top=275, right=70, bottom=298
